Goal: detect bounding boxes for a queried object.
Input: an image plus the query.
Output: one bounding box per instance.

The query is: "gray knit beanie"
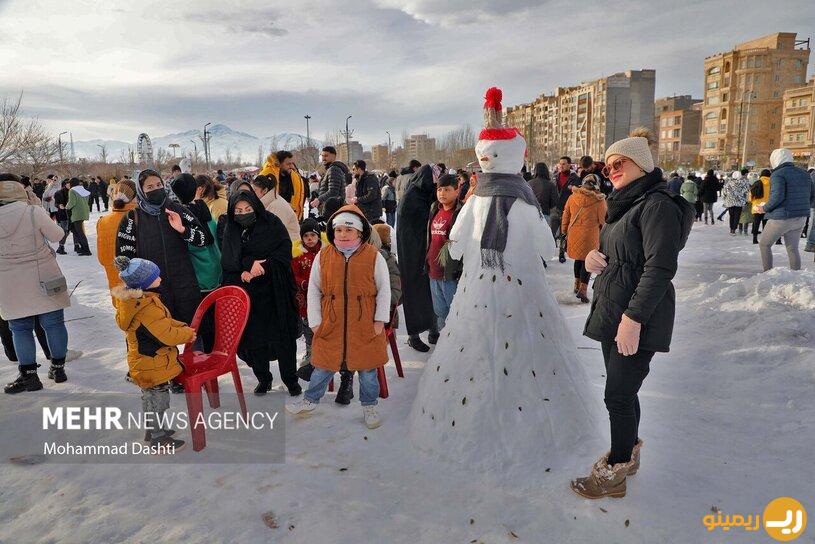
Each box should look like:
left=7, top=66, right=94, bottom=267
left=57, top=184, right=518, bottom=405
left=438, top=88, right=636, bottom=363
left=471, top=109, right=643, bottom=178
left=604, top=128, right=655, bottom=173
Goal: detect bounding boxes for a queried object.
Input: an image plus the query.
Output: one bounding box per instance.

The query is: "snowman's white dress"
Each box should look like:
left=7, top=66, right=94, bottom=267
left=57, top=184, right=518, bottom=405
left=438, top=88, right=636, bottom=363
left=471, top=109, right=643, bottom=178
left=408, top=192, right=602, bottom=475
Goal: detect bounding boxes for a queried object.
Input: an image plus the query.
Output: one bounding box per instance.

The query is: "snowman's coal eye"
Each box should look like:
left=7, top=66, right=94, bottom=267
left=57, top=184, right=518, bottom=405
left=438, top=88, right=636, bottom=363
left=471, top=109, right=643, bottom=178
left=493, top=153, right=498, bottom=157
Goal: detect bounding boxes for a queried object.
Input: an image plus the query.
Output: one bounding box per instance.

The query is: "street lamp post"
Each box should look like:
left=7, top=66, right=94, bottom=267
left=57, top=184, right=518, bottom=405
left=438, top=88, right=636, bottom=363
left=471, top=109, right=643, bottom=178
left=97, top=144, right=106, bottom=163
left=345, top=116, right=353, bottom=163
left=203, top=122, right=211, bottom=170
left=58, top=131, right=67, bottom=165
left=385, top=130, right=391, bottom=169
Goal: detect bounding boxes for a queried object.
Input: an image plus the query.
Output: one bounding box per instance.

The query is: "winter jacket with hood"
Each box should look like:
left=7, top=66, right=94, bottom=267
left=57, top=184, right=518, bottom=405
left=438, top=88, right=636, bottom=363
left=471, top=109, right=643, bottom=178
left=259, top=185, right=300, bottom=241
left=317, top=160, right=350, bottom=209
left=680, top=179, right=699, bottom=204
left=308, top=204, right=390, bottom=372
left=66, top=185, right=90, bottom=222
left=561, top=187, right=607, bottom=261
left=112, top=285, right=195, bottom=389
left=354, top=171, right=383, bottom=223
left=765, top=151, right=815, bottom=220
left=0, top=201, right=70, bottom=320
left=528, top=162, right=558, bottom=215
left=259, top=154, right=306, bottom=220
left=584, top=169, right=691, bottom=353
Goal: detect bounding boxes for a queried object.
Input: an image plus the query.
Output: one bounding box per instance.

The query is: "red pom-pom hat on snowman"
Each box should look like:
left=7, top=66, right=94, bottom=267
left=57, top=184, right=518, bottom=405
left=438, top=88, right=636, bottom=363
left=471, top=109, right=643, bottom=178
left=475, top=87, right=527, bottom=174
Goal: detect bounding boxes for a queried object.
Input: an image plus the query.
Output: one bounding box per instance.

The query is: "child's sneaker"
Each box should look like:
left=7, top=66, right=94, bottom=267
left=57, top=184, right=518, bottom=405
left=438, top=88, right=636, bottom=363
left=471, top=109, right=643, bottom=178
left=286, top=398, right=317, bottom=415
left=362, top=405, right=381, bottom=429
left=144, top=429, right=176, bottom=443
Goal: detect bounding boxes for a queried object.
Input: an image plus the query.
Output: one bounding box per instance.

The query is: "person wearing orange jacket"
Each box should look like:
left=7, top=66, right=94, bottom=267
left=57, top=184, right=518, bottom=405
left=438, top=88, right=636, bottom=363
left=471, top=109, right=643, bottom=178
left=259, top=150, right=306, bottom=220
left=96, top=179, right=137, bottom=305
left=561, top=174, right=607, bottom=303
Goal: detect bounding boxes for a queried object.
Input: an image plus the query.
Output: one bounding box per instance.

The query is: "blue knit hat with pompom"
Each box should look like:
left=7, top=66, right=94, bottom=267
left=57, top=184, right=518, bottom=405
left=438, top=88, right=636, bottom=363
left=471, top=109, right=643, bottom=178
left=114, top=256, right=160, bottom=290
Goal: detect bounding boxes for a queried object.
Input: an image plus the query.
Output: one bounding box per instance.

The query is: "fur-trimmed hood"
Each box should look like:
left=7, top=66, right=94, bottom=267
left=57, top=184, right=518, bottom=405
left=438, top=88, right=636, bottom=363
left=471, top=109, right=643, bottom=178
left=111, top=285, right=162, bottom=331
left=574, top=187, right=606, bottom=202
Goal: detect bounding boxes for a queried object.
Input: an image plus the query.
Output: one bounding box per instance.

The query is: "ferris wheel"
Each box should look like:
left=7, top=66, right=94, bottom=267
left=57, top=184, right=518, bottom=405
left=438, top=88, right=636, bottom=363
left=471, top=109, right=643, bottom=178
left=136, top=133, right=154, bottom=168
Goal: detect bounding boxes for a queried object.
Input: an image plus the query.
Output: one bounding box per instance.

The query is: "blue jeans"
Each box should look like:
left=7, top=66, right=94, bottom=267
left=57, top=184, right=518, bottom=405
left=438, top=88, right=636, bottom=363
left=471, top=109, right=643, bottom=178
left=9, top=309, right=68, bottom=365
left=429, top=278, right=458, bottom=330
left=386, top=211, right=395, bottom=228
left=304, top=367, right=379, bottom=406
left=807, top=209, right=815, bottom=247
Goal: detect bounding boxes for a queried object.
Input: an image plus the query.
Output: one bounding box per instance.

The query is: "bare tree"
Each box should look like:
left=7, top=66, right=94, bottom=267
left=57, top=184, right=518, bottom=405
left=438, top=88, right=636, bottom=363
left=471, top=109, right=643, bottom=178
left=0, top=92, right=49, bottom=167
left=15, top=129, right=62, bottom=177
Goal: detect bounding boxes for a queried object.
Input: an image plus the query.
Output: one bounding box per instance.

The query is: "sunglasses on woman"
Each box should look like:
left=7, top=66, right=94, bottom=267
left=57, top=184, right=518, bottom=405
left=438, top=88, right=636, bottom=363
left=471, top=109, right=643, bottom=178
left=601, top=158, right=630, bottom=178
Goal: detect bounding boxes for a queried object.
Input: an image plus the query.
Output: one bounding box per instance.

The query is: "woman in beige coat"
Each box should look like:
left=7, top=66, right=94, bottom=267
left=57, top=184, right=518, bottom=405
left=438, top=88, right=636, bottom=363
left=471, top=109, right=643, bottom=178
left=250, top=174, right=300, bottom=241
left=0, top=177, right=71, bottom=394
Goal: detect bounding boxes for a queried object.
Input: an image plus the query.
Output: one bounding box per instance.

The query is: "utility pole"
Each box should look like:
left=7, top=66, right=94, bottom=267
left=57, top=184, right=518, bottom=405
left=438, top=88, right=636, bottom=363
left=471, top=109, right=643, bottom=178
left=69, top=132, right=75, bottom=162
left=304, top=115, right=311, bottom=146
left=97, top=144, right=107, bottom=163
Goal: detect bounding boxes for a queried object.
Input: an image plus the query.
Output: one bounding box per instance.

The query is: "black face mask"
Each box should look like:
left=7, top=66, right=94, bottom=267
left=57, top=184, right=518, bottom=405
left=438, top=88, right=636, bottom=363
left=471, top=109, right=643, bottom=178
left=145, top=188, right=166, bottom=205
left=235, top=212, right=256, bottom=228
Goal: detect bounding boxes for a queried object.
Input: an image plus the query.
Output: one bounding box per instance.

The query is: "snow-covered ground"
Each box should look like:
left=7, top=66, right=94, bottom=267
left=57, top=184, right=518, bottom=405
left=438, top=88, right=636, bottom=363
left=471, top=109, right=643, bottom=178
left=1, top=203, right=814, bottom=543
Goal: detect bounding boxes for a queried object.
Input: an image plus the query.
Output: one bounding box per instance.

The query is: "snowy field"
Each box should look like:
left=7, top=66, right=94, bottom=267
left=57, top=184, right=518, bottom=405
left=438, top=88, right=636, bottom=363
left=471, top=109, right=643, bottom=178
left=1, top=203, right=814, bottom=544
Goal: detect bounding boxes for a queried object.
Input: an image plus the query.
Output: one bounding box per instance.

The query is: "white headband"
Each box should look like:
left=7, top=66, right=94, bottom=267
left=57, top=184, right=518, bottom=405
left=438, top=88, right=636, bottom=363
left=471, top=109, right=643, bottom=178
left=332, top=212, right=363, bottom=232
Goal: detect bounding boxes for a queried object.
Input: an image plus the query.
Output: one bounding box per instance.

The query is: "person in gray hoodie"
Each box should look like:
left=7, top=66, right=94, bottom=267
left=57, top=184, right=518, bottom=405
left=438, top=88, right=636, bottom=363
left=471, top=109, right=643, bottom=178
left=757, top=148, right=815, bottom=270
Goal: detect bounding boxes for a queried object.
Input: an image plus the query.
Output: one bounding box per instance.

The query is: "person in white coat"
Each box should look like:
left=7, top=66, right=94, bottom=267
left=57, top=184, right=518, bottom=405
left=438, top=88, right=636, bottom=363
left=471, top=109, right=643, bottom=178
left=0, top=177, right=71, bottom=394
left=250, top=174, right=300, bottom=242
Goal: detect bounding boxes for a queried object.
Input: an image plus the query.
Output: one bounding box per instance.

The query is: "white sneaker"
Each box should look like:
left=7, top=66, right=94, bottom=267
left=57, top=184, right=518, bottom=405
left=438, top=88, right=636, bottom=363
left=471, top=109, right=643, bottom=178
left=362, top=405, right=381, bottom=429
left=286, top=398, right=317, bottom=415
left=65, top=349, right=82, bottom=362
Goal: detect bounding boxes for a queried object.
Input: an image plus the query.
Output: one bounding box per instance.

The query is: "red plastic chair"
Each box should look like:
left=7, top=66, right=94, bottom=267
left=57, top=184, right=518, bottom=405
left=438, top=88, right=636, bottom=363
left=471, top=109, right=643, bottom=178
left=327, top=306, right=404, bottom=399
left=177, top=286, right=251, bottom=452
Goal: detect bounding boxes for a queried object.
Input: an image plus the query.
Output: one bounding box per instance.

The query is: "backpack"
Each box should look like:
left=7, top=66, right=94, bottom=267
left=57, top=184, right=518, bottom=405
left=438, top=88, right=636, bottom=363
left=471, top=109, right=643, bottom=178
left=750, top=179, right=764, bottom=199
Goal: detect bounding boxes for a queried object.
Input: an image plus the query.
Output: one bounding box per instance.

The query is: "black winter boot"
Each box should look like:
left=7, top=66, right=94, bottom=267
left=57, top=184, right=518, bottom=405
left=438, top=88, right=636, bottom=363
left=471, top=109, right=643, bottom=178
left=297, top=363, right=314, bottom=382
left=427, top=330, right=440, bottom=345
left=56, top=246, right=67, bottom=255
left=408, top=335, right=430, bottom=352
left=335, top=371, right=354, bottom=405
left=254, top=379, right=272, bottom=396
left=48, top=358, right=67, bottom=383
left=4, top=365, right=43, bottom=394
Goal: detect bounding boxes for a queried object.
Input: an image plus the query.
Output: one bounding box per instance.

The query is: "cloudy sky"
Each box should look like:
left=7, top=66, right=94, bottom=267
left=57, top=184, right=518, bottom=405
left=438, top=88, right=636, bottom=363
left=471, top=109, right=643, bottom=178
left=1, top=0, right=812, bottom=146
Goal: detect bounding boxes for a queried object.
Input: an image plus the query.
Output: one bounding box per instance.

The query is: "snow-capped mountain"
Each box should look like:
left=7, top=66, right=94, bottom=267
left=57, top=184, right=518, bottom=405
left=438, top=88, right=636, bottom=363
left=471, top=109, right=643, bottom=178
left=72, top=125, right=322, bottom=164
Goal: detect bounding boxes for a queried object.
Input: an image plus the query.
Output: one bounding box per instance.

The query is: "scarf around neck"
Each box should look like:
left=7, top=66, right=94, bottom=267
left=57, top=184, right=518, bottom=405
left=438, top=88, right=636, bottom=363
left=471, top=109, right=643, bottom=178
left=605, top=169, right=664, bottom=224
left=472, top=172, right=542, bottom=270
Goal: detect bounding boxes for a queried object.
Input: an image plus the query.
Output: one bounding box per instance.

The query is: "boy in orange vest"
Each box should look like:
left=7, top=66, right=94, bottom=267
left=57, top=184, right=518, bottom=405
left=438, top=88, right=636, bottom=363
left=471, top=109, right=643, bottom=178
left=285, top=205, right=391, bottom=429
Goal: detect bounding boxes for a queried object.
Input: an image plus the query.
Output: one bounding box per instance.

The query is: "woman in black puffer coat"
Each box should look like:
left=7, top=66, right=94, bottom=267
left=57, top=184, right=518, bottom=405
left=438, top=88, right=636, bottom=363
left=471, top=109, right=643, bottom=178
left=571, top=128, right=692, bottom=500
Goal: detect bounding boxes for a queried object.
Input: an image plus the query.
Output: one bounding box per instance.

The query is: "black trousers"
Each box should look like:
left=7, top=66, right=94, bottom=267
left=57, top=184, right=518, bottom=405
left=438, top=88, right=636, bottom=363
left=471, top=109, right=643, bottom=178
left=601, top=341, right=655, bottom=465
left=0, top=315, right=51, bottom=362
left=70, top=221, right=90, bottom=253
left=100, top=193, right=109, bottom=211
left=573, top=260, right=591, bottom=283
left=752, top=213, right=767, bottom=236
left=727, top=206, right=742, bottom=231
left=694, top=200, right=703, bottom=220
left=89, top=194, right=101, bottom=212
left=239, top=340, right=298, bottom=388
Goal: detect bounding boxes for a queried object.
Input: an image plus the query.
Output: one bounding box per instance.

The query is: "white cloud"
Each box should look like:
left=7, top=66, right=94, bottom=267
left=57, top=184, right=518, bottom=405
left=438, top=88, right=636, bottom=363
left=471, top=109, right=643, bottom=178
left=1, top=0, right=812, bottom=146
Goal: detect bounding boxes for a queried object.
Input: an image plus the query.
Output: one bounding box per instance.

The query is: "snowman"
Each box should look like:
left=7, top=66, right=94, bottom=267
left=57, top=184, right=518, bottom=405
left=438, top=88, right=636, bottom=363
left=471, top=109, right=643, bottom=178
left=407, top=88, right=602, bottom=480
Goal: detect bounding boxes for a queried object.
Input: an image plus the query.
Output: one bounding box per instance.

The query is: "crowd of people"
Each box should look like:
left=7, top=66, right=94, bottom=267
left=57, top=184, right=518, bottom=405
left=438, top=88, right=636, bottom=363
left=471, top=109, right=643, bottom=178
left=1, top=132, right=813, bottom=459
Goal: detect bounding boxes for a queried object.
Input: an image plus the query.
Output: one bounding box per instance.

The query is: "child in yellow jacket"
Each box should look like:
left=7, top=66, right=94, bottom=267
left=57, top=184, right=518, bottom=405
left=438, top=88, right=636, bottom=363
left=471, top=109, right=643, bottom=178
left=112, top=256, right=196, bottom=452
